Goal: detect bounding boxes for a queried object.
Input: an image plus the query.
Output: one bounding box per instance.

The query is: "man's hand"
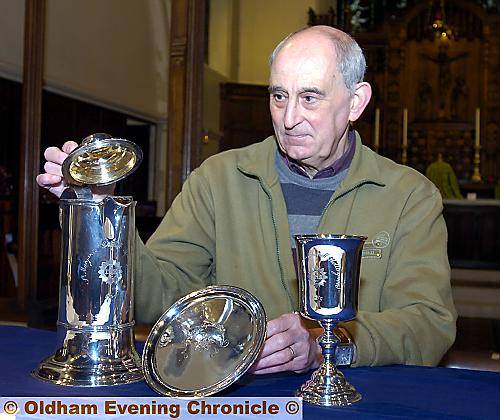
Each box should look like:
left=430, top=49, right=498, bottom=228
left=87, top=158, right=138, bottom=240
left=36, top=141, right=115, bottom=198
left=250, top=313, right=322, bottom=375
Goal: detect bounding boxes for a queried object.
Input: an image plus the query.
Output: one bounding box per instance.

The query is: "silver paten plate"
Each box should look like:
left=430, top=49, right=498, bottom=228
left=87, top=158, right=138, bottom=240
left=142, top=286, right=267, bottom=398
left=62, top=133, right=143, bottom=186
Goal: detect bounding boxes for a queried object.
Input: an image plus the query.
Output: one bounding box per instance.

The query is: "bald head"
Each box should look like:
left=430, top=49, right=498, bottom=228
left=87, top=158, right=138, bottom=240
left=269, top=26, right=366, bottom=93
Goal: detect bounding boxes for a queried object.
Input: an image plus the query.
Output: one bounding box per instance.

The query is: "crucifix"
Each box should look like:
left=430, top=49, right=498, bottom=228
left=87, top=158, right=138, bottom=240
left=420, top=44, right=468, bottom=117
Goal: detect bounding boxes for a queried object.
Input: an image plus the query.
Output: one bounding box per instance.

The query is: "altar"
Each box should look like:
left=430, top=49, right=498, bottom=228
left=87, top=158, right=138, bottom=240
left=443, top=199, right=500, bottom=270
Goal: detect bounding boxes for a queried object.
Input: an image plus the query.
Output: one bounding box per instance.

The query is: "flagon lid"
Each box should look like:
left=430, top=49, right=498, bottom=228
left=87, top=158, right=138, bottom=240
left=142, top=286, right=267, bottom=398
left=62, top=133, right=143, bottom=187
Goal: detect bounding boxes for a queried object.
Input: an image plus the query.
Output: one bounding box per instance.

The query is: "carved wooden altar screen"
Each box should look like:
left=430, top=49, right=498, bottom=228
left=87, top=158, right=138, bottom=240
left=337, top=0, right=499, bottom=183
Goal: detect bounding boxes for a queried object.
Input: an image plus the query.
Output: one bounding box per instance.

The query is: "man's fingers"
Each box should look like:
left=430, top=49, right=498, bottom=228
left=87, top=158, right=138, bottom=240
left=250, top=312, right=322, bottom=375
left=258, top=331, right=294, bottom=359
left=62, top=141, right=78, bottom=154
left=36, top=173, right=62, bottom=188
left=36, top=173, right=66, bottom=198
left=37, top=142, right=78, bottom=198
left=266, top=313, right=300, bottom=338
left=252, top=361, right=295, bottom=375
left=44, top=161, right=63, bottom=177
left=251, top=346, right=295, bottom=371
left=44, top=146, right=69, bottom=166
left=43, top=142, right=78, bottom=165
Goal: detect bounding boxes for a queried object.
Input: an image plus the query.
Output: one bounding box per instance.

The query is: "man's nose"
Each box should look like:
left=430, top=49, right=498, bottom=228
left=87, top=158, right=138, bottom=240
left=284, top=99, right=302, bottom=130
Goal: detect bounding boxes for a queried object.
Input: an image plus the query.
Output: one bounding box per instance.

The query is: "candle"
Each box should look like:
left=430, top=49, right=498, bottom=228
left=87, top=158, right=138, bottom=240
left=403, top=108, right=408, bottom=147
left=374, top=108, right=380, bottom=149
left=475, top=108, right=480, bottom=147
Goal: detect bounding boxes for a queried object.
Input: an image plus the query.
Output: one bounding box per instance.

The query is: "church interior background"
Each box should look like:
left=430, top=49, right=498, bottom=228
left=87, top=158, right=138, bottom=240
left=0, top=0, right=498, bottom=371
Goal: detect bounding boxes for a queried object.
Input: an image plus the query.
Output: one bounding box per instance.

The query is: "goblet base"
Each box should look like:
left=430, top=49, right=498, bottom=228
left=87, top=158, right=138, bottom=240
left=296, top=362, right=361, bottom=406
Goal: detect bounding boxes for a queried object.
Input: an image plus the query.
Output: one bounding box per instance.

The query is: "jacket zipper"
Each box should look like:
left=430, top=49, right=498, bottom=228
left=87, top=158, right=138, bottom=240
left=319, top=180, right=371, bottom=223
left=258, top=179, right=295, bottom=312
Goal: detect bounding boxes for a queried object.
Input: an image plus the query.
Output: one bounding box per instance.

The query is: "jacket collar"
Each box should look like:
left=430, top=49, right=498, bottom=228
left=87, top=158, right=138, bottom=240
left=237, top=136, right=280, bottom=187
left=237, top=132, right=386, bottom=191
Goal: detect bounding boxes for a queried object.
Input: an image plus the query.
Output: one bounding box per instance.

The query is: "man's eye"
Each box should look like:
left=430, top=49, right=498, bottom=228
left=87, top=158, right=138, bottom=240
left=273, top=93, right=285, bottom=101
left=304, top=95, right=317, bottom=103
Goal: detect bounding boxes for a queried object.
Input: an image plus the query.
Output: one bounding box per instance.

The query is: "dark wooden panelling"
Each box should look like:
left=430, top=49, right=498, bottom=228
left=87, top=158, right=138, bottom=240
left=219, top=83, right=273, bottom=151
left=0, top=78, right=21, bottom=309
left=41, top=92, right=127, bottom=149
left=0, top=199, right=16, bottom=299
left=118, top=123, right=151, bottom=203
left=18, top=0, right=46, bottom=311
left=166, top=0, right=206, bottom=208
left=0, top=78, right=22, bottom=183
left=444, top=202, right=500, bottom=269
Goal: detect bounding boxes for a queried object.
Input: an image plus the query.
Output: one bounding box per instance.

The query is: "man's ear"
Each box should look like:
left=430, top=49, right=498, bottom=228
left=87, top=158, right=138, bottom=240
left=348, top=82, right=372, bottom=122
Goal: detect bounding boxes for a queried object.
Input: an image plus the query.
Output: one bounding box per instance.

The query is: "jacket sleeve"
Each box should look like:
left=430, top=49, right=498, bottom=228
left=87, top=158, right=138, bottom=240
left=134, top=168, right=216, bottom=324
left=343, top=187, right=457, bottom=367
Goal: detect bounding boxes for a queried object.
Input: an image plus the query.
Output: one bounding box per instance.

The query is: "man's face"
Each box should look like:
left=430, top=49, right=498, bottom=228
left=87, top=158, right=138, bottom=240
left=269, top=35, right=353, bottom=173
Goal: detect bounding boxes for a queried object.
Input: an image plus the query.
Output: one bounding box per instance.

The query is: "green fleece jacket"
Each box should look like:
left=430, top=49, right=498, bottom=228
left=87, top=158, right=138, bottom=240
left=135, top=134, right=457, bottom=367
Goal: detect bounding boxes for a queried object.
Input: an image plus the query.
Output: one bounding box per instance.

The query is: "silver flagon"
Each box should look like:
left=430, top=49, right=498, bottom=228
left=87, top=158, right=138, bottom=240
left=32, top=196, right=142, bottom=386
left=33, top=134, right=143, bottom=386
left=295, top=234, right=366, bottom=406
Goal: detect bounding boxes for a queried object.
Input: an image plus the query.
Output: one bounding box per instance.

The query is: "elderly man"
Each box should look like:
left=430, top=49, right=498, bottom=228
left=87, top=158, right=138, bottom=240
left=37, top=26, right=456, bottom=374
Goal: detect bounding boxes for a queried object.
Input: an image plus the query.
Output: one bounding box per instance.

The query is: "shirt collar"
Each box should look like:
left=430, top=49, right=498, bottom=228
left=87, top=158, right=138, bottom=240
left=279, top=129, right=356, bottom=179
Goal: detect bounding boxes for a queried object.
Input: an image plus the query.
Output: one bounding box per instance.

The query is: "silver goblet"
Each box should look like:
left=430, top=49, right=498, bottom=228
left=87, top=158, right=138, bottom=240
left=295, top=234, right=366, bottom=406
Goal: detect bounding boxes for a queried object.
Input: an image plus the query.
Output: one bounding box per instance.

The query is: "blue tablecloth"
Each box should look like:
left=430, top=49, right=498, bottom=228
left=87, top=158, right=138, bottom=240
left=1, top=326, right=499, bottom=419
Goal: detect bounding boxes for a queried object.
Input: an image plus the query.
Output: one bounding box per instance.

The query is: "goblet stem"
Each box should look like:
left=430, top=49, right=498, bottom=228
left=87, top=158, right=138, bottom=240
left=295, top=319, right=361, bottom=406
left=318, top=319, right=338, bottom=366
